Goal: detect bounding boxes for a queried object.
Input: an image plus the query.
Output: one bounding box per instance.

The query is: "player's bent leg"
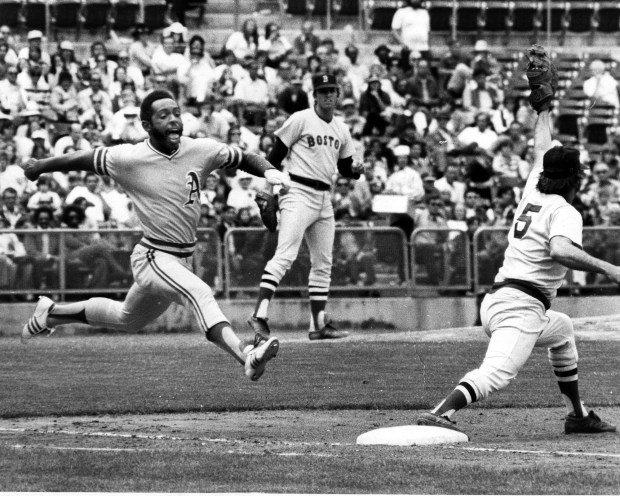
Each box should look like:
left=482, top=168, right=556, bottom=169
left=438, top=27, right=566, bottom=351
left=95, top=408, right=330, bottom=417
left=206, top=321, right=245, bottom=365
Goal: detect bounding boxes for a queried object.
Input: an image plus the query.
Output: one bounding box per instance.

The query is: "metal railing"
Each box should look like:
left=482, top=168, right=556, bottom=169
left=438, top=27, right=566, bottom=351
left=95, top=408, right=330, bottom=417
left=2, top=225, right=619, bottom=300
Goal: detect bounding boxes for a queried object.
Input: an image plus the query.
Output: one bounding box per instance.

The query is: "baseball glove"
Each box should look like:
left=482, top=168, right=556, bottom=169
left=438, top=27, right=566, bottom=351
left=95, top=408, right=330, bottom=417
left=255, top=191, right=279, bottom=232
left=524, top=44, right=558, bottom=113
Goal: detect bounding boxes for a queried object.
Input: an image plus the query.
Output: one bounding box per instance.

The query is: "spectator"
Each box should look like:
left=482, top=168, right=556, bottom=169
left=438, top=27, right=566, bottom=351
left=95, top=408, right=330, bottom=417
left=333, top=231, right=377, bottom=286
left=0, top=187, right=29, bottom=228
left=413, top=193, right=449, bottom=285
left=18, top=30, right=51, bottom=69
left=17, top=60, right=51, bottom=112
left=584, top=162, right=620, bottom=206
left=339, top=98, right=365, bottom=138
left=60, top=204, right=126, bottom=288
left=405, top=59, right=441, bottom=109
left=128, top=24, right=154, bottom=75
left=77, top=70, right=112, bottom=114
left=26, top=175, right=62, bottom=214
left=187, top=98, right=230, bottom=141
left=0, top=148, right=28, bottom=197
left=88, top=41, right=117, bottom=78
left=583, top=59, right=620, bottom=109
left=53, top=123, right=92, bottom=157
left=0, top=25, right=18, bottom=65
left=227, top=170, right=259, bottom=217
left=293, top=21, right=320, bottom=57
left=79, top=93, right=114, bottom=135
left=225, top=18, right=260, bottom=61
left=456, top=112, right=498, bottom=152
left=359, top=75, right=391, bottom=136
left=434, top=162, right=466, bottom=207
left=0, top=217, right=23, bottom=291
left=177, top=35, right=216, bottom=105
left=0, top=64, right=25, bottom=116
left=65, top=171, right=111, bottom=226
left=391, top=0, right=431, bottom=59
left=470, top=40, right=500, bottom=76
left=151, top=35, right=186, bottom=83
left=462, top=68, right=501, bottom=114
left=277, top=78, right=309, bottom=116
left=491, top=136, right=528, bottom=189
left=437, top=40, right=471, bottom=96
left=21, top=206, right=59, bottom=289
left=49, top=70, right=80, bottom=123
left=259, top=22, right=292, bottom=68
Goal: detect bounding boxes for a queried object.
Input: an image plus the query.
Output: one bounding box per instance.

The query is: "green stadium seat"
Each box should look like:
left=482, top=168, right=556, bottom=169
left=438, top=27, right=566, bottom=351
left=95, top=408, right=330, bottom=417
left=51, top=0, right=83, bottom=40
left=142, top=0, right=170, bottom=31
left=23, top=0, right=47, bottom=32
left=111, top=0, right=140, bottom=31
left=595, top=1, right=620, bottom=33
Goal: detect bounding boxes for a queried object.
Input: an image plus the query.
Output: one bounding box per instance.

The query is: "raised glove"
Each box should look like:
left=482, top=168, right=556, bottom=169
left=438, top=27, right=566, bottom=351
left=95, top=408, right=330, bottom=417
left=255, top=191, right=279, bottom=232
left=524, top=44, right=558, bottom=113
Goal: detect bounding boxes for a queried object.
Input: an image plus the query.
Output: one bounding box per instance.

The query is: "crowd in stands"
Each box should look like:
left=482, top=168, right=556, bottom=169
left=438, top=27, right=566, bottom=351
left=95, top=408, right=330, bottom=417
left=1, top=0, right=620, bottom=294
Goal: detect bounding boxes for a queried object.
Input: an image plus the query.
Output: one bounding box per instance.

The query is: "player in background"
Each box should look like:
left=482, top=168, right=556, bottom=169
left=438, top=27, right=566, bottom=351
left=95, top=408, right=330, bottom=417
left=416, top=107, right=620, bottom=435
left=21, top=90, right=291, bottom=382
left=248, top=74, right=365, bottom=342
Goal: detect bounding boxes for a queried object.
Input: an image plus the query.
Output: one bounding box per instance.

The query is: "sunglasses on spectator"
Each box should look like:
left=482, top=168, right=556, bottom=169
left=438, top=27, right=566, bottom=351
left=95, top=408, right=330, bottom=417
left=594, top=169, right=609, bottom=175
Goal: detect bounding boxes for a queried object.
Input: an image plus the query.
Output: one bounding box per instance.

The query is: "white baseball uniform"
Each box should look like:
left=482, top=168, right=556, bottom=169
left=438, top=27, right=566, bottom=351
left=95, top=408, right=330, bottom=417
left=461, top=158, right=583, bottom=401
left=261, top=107, right=356, bottom=293
left=84, top=137, right=243, bottom=333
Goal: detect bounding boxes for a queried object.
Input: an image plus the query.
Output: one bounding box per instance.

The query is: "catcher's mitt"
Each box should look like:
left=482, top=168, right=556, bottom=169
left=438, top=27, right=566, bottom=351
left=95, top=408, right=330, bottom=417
left=255, top=191, right=279, bottom=232
left=524, top=44, right=558, bottom=113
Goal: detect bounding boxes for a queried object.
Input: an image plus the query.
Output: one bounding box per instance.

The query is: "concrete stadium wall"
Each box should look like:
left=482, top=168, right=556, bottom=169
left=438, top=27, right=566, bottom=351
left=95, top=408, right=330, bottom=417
left=3, top=295, right=620, bottom=337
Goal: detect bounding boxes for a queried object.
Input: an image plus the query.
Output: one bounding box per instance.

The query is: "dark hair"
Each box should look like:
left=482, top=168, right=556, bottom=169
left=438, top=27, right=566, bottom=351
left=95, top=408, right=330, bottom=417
left=32, top=206, right=55, bottom=223
left=61, top=204, right=85, bottom=225
left=189, top=35, right=205, bottom=48
left=536, top=175, right=580, bottom=196
left=57, top=70, right=73, bottom=85
left=140, top=90, right=175, bottom=122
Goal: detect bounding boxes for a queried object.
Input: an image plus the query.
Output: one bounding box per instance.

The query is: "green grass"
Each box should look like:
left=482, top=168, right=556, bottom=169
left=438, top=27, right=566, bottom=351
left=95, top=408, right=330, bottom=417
left=1, top=333, right=619, bottom=493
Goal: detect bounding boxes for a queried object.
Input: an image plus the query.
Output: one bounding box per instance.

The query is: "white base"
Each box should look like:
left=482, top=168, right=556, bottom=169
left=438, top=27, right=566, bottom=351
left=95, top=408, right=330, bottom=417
left=356, top=425, right=469, bottom=446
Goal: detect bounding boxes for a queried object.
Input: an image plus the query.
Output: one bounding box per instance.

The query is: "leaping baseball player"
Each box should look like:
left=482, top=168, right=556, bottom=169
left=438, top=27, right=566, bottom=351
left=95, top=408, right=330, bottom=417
left=249, top=73, right=364, bottom=342
left=417, top=46, right=620, bottom=435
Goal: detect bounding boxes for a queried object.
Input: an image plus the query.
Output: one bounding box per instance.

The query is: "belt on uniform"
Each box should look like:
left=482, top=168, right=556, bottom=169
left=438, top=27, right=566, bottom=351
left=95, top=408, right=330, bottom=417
left=489, top=278, right=550, bottom=310
left=289, top=173, right=331, bottom=191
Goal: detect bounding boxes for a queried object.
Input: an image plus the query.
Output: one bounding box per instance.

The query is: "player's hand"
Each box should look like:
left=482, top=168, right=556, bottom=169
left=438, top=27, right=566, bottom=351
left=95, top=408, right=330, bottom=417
left=351, top=160, right=367, bottom=175
left=605, top=265, right=620, bottom=286
left=264, top=168, right=290, bottom=192
left=23, top=158, right=42, bottom=181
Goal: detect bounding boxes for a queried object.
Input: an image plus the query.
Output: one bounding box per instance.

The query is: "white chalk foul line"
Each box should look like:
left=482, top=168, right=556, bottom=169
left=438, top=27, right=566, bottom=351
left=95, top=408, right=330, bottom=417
left=453, top=446, right=620, bottom=459
left=0, top=426, right=349, bottom=449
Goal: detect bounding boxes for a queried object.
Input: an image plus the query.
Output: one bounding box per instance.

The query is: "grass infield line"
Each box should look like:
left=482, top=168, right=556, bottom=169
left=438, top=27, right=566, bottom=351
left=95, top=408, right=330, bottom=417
left=454, top=446, right=620, bottom=459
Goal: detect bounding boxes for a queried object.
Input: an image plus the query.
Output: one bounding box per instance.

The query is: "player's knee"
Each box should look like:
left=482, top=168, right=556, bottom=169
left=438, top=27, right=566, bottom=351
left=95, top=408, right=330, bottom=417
left=547, top=338, right=578, bottom=367
left=464, top=363, right=518, bottom=399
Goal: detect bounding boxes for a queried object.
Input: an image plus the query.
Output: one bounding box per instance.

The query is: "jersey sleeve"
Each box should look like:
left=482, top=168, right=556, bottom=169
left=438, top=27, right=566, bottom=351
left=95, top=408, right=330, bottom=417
left=549, top=205, right=583, bottom=248
left=92, top=144, right=132, bottom=179
left=194, top=138, right=243, bottom=172
left=274, top=112, right=303, bottom=148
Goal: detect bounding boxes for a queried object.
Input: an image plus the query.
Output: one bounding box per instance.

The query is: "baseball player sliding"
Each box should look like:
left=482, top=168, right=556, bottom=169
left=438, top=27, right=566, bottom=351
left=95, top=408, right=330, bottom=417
left=21, top=90, right=290, bottom=382
left=417, top=46, right=620, bottom=435
left=249, top=74, right=364, bottom=342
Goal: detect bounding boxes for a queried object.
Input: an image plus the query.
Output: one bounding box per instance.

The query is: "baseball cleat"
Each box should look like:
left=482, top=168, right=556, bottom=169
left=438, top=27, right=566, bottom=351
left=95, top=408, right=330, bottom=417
left=309, top=320, right=349, bottom=340
left=245, top=336, right=279, bottom=381
left=247, top=315, right=271, bottom=343
left=564, top=410, right=617, bottom=434
left=21, top=296, right=56, bottom=344
left=416, top=412, right=466, bottom=434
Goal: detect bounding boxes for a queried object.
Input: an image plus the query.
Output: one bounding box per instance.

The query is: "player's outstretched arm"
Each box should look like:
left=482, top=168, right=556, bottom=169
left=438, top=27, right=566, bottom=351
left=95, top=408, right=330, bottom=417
left=550, top=236, right=620, bottom=284
left=239, top=152, right=290, bottom=190
left=24, top=150, right=96, bottom=182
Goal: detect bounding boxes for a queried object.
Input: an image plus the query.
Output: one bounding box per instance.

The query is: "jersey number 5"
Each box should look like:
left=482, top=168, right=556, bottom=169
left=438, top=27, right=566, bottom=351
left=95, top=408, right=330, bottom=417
left=514, top=203, right=542, bottom=239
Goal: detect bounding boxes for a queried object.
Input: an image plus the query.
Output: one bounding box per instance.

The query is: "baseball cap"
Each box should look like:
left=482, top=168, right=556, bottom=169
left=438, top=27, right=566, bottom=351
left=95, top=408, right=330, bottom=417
left=27, top=30, right=43, bottom=40
left=474, top=40, right=489, bottom=52
left=341, top=98, right=356, bottom=107
left=312, top=74, right=339, bottom=90
left=367, top=74, right=381, bottom=84
left=542, top=146, right=586, bottom=179
left=60, top=40, right=74, bottom=51
left=393, top=145, right=411, bottom=157
left=31, top=129, right=46, bottom=140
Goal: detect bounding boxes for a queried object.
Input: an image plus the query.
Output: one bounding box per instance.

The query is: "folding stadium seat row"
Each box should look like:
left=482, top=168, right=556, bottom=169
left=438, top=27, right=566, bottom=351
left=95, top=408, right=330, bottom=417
left=0, top=0, right=171, bottom=40
left=362, top=0, right=620, bottom=41
left=285, top=0, right=359, bottom=16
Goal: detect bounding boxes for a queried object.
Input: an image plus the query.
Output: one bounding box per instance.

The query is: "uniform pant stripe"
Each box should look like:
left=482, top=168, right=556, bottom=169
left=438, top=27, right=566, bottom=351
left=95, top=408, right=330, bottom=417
left=146, top=250, right=209, bottom=333
left=260, top=282, right=278, bottom=292
left=309, top=295, right=328, bottom=301
left=458, top=381, right=478, bottom=403
left=554, top=367, right=578, bottom=377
